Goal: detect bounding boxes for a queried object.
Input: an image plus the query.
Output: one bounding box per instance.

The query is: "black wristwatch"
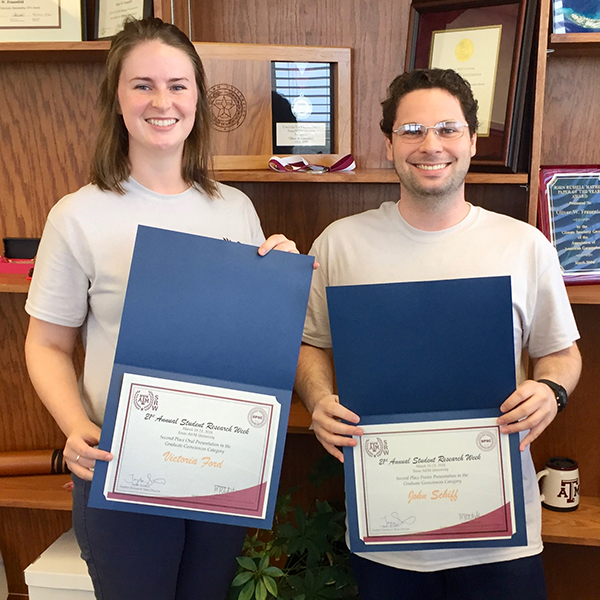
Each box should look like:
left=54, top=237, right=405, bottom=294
left=538, top=379, right=568, bottom=413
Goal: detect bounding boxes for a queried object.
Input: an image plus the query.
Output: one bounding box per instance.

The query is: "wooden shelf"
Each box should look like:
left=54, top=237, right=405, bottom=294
left=0, top=401, right=311, bottom=512
left=0, top=474, right=72, bottom=511
left=288, top=395, right=312, bottom=433
left=0, top=41, right=110, bottom=62
left=542, top=496, right=600, bottom=546
left=566, top=284, right=600, bottom=304
left=549, top=33, right=600, bottom=57
left=0, top=272, right=30, bottom=293
left=215, top=169, right=528, bottom=185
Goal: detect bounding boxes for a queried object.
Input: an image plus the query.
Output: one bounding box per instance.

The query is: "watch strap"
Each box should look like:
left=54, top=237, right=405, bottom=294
left=538, top=379, right=568, bottom=413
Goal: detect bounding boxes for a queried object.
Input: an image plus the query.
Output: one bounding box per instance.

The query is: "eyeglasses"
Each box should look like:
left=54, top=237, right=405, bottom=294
left=392, top=121, right=469, bottom=143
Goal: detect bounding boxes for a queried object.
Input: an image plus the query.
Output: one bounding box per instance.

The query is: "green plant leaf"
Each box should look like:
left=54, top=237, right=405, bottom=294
left=255, top=579, right=267, bottom=600
left=263, top=575, right=278, bottom=596
left=239, top=580, right=256, bottom=600
left=237, top=556, right=258, bottom=572
left=263, top=566, right=284, bottom=577
left=295, top=504, right=307, bottom=529
left=231, top=571, right=254, bottom=587
left=259, top=554, right=270, bottom=572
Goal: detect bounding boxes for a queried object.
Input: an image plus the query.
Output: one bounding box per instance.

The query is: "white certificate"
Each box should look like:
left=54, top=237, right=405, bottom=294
left=103, top=373, right=280, bottom=519
left=354, top=417, right=515, bottom=545
left=97, top=0, right=145, bottom=39
left=0, top=0, right=81, bottom=41
left=430, top=26, right=502, bottom=137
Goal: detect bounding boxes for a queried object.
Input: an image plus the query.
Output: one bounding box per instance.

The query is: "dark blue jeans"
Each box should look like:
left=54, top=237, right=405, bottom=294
left=72, top=474, right=246, bottom=600
left=351, top=552, right=547, bottom=600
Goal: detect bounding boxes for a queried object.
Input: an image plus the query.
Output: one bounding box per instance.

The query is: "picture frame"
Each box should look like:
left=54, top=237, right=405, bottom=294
left=90, top=0, right=152, bottom=40
left=553, top=1, right=600, bottom=34
left=0, top=0, right=82, bottom=41
left=405, top=0, right=538, bottom=172
left=194, top=43, right=351, bottom=171
left=538, top=166, right=600, bottom=285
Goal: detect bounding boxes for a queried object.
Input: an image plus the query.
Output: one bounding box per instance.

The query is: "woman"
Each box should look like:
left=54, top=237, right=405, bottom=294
left=24, top=17, right=296, bottom=600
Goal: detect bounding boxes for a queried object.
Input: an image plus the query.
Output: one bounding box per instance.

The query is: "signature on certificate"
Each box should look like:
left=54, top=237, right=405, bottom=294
left=380, top=512, right=417, bottom=527
left=124, top=473, right=167, bottom=489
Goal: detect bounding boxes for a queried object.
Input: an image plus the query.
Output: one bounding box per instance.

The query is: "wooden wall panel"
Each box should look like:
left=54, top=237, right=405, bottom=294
left=0, top=507, right=72, bottom=596
left=531, top=304, right=600, bottom=498
left=541, top=56, right=600, bottom=165
left=0, top=61, right=103, bottom=238
left=229, top=181, right=528, bottom=255
left=543, top=543, right=600, bottom=600
left=191, top=0, right=412, bottom=170
left=0, top=294, right=66, bottom=453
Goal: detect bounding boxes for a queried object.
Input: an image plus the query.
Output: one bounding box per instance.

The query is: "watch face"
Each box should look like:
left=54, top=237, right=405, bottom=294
left=556, top=387, right=568, bottom=411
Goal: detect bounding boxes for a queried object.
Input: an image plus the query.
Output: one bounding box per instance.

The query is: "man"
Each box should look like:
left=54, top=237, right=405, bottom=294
left=294, top=69, right=581, bottom=600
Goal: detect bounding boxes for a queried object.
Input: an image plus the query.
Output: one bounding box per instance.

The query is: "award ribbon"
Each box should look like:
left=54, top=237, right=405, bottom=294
left=268, top=154, right=356, bottom=173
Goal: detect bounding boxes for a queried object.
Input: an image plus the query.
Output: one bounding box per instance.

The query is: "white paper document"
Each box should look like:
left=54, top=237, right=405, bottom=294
left=103, top=373, right=280, bottom=519
left=354, top=417, right=515, bottom=544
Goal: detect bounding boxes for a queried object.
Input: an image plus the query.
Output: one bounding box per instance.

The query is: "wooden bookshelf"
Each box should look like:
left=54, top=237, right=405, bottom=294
left=0, top=273, right=30, bottom=293
left=215, top=169, right=528, bottom=185
left=288, top=395, right=312, bottom=432
left=0, top=475, right=72, bottom=511
left=542, top=496, right=600, bottom=547
left=567, top=285, right=600, bottom=305
left=0, top=41, right=110, bottom=62
left=549, top=33, right=600, bottom=57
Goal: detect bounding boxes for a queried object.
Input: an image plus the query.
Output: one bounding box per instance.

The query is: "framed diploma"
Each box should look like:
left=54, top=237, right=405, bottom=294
left=406, top=0, right=538, bottom=172
left=538, top=166, right=600, bottom=285
left=93, top=0, right=152, bottom=39
left=553, top=0, right=600, bottom=34
left=344, top=410, right=527, bottom=552
left=0, top=0, right=82, bottom=41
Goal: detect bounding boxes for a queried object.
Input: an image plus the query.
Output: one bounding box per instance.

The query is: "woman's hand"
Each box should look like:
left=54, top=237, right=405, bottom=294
left=65, top=421, right=113, bottom=481
left=258, top=234, right=298, bottom=255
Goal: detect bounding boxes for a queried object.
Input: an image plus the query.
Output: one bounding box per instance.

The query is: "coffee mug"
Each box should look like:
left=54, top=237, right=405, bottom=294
left=537, top=457, right=579, bottom=511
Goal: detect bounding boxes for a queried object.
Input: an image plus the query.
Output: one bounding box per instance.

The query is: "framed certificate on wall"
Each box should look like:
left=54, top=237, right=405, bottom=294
left=93, top=0, right=152, bottom=39
left=0, top=0, right=82, bottom=41
left=406, top=0, right=538, bottom=173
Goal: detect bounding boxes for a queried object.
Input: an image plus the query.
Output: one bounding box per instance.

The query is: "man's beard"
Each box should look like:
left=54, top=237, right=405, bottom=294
left=394, top=161, right=469, bottom=208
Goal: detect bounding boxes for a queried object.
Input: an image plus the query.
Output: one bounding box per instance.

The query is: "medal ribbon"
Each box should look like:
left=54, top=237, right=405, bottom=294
left=268, top=154, right=356, bottom=173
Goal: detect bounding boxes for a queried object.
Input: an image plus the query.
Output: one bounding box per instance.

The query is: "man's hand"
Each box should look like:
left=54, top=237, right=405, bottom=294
left=311, top=394, right=363, bottom=462
left=498, top=343, right=581, bottom=451
left=497, top=380, right=557, bottom=451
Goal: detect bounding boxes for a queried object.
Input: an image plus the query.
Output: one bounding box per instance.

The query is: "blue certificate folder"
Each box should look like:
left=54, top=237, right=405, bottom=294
left=89, top=226, right=314, bottom=528
left=327, top=276, right=527, bottom=550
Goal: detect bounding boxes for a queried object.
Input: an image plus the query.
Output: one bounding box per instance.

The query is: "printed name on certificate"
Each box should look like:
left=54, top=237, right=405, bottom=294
left=103, top=373, right=280, bottom=519
left=353, top=417, right=515, bottom=545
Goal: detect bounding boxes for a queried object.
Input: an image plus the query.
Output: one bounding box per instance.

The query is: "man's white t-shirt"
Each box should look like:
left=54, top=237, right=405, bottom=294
left=303, top=201, right=579, bottom=571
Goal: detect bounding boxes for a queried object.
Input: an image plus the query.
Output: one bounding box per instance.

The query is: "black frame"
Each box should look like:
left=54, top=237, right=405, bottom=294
left=405, top=0, right=538, bottom=172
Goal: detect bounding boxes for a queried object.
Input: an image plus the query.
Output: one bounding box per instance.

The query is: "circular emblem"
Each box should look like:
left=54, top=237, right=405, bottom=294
left=133, top=389, right=158, bottom=411
left=364, top=437, right=384, bottom=458
left=208, top=84, right=247, bottom=132
left=476, top=431, right=496, bottom=451
left=292, top=96, right=313, bottom=120
left=455, top=38, right=474, bottom=62
left=248, top=407, right=268, bottom=428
